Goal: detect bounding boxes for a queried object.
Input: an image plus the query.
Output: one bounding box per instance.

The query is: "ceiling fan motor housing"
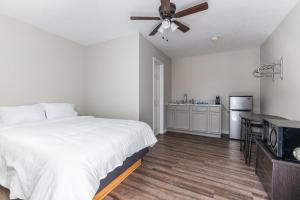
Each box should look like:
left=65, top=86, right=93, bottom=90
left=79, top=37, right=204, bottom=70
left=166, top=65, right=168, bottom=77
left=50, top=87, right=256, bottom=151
left=159, top=3, right=176, bottom=19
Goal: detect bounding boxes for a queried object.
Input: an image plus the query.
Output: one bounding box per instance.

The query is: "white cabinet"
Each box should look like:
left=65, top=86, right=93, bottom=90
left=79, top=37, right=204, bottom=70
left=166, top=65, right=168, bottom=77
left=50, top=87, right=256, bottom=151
left=190, top=111, right=208, bottom=132
left=175, top=111, right=190, bottom=130
left=166, top=109, right=175, bottom=129
left=166, top=105, right=222, bottom=137
left=208, top=111, right=221, bottom=133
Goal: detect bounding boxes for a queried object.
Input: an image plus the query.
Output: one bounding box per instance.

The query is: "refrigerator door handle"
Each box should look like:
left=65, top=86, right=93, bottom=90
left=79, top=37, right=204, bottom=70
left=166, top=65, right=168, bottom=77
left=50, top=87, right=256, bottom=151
left=230, top=109, right=252, bottom=112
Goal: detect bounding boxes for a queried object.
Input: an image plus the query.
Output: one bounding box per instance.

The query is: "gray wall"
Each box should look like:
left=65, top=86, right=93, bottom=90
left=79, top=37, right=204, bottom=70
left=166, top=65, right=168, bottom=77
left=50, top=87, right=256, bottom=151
left=86, top=34, right=140, bottom=120
left=260, top=2, right=300, bottom=120
left=172, top=48, right=261, bottom=133
left=139, top=34, right=172, bottom=130
left=0, top=15, right=87, bottom=113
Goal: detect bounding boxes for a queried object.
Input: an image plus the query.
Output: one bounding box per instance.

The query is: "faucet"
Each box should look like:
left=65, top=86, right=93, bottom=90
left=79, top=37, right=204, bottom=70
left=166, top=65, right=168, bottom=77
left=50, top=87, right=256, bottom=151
left=183, top=93, right=188, bottom=104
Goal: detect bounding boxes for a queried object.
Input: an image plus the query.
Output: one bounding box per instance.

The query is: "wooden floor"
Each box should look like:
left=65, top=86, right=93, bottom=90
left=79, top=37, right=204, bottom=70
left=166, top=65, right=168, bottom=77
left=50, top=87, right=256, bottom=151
left=105, top=132, right=268, bottom=200
left=0, top=132, right=268, bottom=200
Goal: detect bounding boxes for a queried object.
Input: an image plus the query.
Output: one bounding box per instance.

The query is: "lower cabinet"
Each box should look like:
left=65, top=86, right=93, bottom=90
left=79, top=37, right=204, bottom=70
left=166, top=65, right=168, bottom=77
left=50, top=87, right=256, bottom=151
left=190, top=111, right=208, bottom=132
left=166, top=109, right=175, bottom=129
left=175, top=111, right=190, bottom=130
left=167, top=105, right=222, bottom=137
left=208, top=111, right=221, bottom=133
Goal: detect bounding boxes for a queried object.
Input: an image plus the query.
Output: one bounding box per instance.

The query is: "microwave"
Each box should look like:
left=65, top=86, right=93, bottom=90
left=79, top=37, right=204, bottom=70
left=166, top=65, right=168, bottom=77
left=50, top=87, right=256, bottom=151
left=263, top=119, right=300, bottom=162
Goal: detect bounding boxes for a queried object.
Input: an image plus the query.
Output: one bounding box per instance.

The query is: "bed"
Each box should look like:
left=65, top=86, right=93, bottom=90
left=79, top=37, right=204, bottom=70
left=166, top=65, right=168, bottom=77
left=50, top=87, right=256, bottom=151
left=0, top=116, right=157, bottom=200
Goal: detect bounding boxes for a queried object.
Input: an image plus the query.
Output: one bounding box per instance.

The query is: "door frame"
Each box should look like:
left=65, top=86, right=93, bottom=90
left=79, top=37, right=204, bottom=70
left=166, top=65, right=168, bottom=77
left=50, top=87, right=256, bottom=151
left=153, top=57, right=164, bottom=135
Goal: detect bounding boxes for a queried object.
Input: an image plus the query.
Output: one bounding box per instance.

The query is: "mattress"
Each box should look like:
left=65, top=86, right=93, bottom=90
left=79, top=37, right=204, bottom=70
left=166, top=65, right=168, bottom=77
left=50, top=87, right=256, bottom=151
left=0, top=116, right=157, bottom=200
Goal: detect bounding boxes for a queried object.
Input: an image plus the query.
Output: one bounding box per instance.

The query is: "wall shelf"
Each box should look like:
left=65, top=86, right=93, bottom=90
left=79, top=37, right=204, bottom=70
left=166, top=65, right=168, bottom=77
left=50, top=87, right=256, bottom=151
left=253, top=57, right=283, bottom=81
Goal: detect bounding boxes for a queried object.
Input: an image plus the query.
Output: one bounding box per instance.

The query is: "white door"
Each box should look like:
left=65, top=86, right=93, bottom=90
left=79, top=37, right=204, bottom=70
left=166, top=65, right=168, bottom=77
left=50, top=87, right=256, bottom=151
left=153, top=63, right=160, bottom=135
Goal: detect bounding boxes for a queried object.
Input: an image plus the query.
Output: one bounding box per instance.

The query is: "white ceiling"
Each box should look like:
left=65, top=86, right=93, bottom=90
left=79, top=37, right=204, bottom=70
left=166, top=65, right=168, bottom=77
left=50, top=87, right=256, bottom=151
left=0, top=0, right=298, bottom=58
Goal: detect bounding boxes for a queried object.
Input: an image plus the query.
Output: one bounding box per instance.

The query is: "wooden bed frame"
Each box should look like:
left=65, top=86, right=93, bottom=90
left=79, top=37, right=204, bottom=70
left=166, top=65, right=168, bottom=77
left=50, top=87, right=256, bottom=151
left=93, top=159, right=142, bottom=200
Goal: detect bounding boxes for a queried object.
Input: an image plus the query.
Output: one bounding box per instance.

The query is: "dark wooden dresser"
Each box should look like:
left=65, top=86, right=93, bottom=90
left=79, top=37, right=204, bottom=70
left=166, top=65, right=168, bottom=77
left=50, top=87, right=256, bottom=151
left=256, top=141, right=300, bottom=200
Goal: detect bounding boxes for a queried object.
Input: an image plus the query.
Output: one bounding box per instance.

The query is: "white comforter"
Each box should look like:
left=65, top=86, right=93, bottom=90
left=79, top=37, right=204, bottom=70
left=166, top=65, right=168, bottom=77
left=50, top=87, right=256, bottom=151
left=0, top=116, right=157, bottom=200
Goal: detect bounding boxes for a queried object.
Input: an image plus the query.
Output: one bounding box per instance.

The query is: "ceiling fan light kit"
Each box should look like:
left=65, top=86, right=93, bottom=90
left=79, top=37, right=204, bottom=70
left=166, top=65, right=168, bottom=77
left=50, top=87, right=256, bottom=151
left=162, top=19, right=171, bottom=29
left=158, top=26, right=164, bottom=34
left=171, top=22, right=178, bottom=32
left=130, top=0, right=208, bottom=41
left=211, top=36, right=220, bottom=42
left=158, top=19, right=178, bottom=35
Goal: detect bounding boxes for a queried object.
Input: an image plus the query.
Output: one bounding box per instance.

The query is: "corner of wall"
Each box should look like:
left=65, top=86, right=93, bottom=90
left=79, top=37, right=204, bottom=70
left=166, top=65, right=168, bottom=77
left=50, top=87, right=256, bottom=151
left=84, top=33, right=140, bottom=120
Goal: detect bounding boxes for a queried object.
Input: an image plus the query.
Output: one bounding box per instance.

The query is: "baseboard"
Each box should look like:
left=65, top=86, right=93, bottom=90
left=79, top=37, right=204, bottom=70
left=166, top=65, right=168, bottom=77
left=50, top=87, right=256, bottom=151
left=158, top=129, right=167, bottom=134
left=166, top=129, right=221, bottom=138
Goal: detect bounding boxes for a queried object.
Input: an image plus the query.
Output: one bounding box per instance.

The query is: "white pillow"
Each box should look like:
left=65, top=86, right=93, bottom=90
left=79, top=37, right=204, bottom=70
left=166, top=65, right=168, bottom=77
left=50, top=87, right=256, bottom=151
left=0, top=104, right=46, bottom=125
left=41, top=103, right=78, bottom=120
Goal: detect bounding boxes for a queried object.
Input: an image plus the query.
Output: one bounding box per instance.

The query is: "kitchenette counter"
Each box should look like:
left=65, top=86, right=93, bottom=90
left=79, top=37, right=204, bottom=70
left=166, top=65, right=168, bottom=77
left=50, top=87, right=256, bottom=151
left=166, top=104, right=222, bottom=138
left=168, top=104, right=222, bottom=107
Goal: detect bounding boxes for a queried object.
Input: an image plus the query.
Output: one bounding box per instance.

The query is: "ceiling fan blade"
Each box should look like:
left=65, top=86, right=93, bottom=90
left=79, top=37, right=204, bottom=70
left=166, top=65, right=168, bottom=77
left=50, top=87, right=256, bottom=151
left=160, top=0, right=171, bottom=10
left=130, top=16, right=161, bottom=20
left=175, top=2, right=208, bottom=18
left=149, top=23, right=162, bottom=36
left=173, top=20, right=190, bottom=33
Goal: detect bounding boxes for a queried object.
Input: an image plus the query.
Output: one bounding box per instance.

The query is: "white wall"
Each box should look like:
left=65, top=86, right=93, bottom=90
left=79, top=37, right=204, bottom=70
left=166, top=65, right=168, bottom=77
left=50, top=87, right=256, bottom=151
left=86, top=34, right=140, bottom=120
left=86, top=34, right=172, bottom=126
left=0, top=15, right=171, bottom=124
left=172, top=48, right=261, bottom=133
left=0, top=15, right=87, bottom=113
left=260, top=2, right=300, bottom=120
left=139, top=34, right=172, bottom=130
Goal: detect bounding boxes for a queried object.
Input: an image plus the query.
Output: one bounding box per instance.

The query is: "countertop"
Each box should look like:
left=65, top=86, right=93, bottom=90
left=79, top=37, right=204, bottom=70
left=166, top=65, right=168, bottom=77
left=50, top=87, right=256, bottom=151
left=168, top=104, right=222, bottom=107
left=239, top=113, right=285, bottom=123
left=265, top=118, right=300, bottom=129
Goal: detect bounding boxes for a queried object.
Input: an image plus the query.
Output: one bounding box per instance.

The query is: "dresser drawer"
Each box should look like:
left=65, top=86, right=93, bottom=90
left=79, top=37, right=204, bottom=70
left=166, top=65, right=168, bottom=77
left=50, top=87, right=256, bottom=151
left=191, top=106, right=208, bottom=112
left=256, top=142, right=273, bottom=199
left=256, top=141, right=300, bottom=200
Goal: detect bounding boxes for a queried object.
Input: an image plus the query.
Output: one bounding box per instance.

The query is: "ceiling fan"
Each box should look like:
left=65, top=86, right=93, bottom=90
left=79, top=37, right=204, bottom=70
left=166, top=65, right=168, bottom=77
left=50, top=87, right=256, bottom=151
left=130, top=0, right=208, bottom=36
